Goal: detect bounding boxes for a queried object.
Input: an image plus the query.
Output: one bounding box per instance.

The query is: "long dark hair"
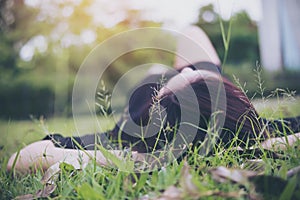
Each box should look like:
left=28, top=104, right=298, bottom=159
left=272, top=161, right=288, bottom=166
left=109, top=63, right=265, bottom=153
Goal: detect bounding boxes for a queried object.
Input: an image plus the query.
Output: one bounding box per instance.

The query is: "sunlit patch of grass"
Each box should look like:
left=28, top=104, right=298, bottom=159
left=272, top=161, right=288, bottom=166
left=253, top=97, right=300, bottom=118
left=0, top=116, right=115, bottom=157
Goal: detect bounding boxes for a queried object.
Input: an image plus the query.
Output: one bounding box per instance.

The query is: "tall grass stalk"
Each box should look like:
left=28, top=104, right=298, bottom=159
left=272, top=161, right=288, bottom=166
left=217, top=0, right=233, bottom=69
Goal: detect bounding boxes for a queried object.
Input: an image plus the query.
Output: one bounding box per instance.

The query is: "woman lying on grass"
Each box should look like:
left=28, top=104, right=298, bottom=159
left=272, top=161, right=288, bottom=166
left=7, top=26, right=300, bottom=173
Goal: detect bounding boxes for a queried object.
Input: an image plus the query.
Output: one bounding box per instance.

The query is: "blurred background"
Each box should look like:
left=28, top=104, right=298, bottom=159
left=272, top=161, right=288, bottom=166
left=1, top=0, right=300, bottom=121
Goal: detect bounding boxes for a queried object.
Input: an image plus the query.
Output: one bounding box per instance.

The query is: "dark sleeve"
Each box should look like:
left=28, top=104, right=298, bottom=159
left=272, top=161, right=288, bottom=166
left=262, top=116, right=300, bottom=137
left=42, top=133, right=111, bottom=150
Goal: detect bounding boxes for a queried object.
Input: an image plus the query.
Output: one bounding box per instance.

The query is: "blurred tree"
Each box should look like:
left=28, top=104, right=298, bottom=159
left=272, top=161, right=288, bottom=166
left=0, top=0, right=17, bottom=71
left=0, top=0, right=166, bottom=119
left=195, top=4, right=260, bottom=66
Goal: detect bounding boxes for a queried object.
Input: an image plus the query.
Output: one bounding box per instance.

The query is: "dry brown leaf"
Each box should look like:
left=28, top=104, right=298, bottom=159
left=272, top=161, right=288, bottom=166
left=15, top=161, right=82, bottom=199
left=36, top=184, right=57, bottom=198
left=210, top=166, right=257, bottom=184
left=14, top=194, right=34, bottom=200
left=156, top=186, right=182, bottom=200
left=14, top=184, right=56, bottom=200
left=40, top=162, right=61, bottom=185
left=180, top=162, right=199, bottom=197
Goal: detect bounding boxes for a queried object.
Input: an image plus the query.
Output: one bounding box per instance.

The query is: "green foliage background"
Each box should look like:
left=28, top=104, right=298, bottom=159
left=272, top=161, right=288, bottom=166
left=1, top=1, right=300, bottom=119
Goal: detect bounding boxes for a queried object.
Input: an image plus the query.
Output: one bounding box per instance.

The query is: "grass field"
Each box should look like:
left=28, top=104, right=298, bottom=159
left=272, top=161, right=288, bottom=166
left=0, top=116, right=115, bottom=158
left=1, top=97, right=300, bottom=199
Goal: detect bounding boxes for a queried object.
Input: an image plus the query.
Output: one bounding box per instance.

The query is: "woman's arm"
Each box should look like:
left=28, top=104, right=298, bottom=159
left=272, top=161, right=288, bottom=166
left=261, top=132, right=300, bottom=150
left=174, top=25, right=221, bottom=70
left=6, top=140, right=140, bottom=173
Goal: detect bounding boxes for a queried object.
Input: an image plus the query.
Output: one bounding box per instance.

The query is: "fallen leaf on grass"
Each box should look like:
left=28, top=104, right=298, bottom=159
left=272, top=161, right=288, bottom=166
left=14, top=184, right=56, bottom=200
left=36, top=184, right=56, bottom=198
left=287, top=165, right=300, bottom=178
left=14, top=194, right=34, bottom=200
left=149, top=163, right=244, bottom=200
left=153, top=185, right=243, bottom=200
left=156, top=186, right=182, bottom=200
left=180, top=162, right=198, bottom=196
left=210, top=166, right=300, bottom=200
left=40, top=162, right=60, bottom=185
left=15, top=161, right=84, bottom=200
left=209, top=166, right=257, bottom=184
